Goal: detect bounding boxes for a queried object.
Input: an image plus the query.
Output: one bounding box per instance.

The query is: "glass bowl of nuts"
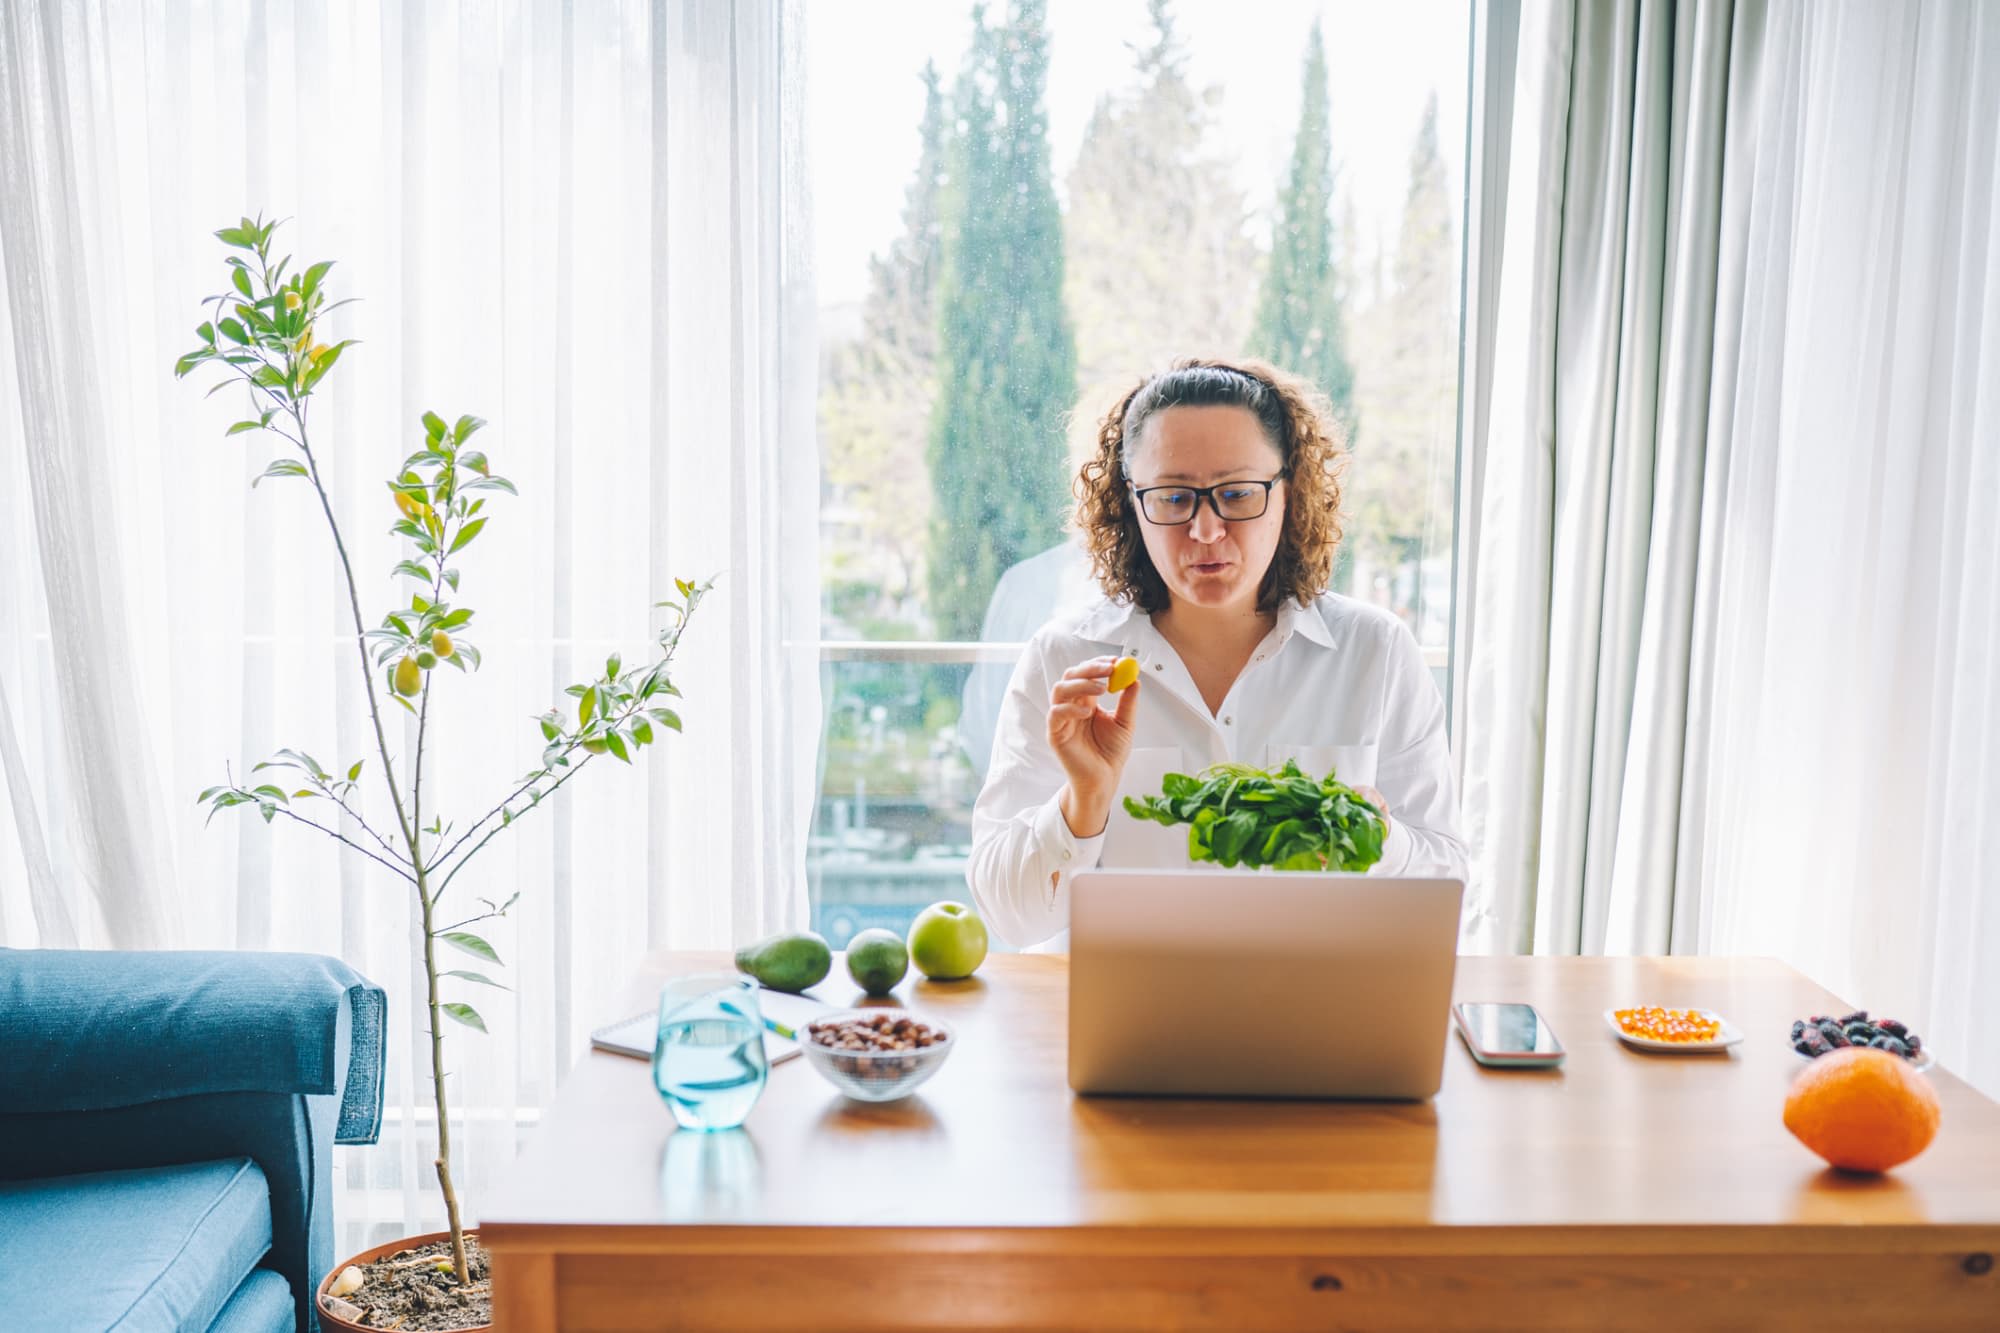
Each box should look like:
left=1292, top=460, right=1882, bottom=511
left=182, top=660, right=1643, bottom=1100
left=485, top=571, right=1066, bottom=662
left=798, top=1009, right=954, bottom=1103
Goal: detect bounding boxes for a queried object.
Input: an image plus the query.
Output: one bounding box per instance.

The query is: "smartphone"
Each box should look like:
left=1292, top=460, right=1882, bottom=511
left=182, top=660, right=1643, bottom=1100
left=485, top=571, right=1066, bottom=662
left=1453, top=1001, right=1565, bottom=1068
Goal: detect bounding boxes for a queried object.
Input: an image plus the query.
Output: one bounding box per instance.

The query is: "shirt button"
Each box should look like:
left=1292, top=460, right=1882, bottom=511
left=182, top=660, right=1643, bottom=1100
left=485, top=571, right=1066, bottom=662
left=1154, top=662, right=1164, bottom=671
left=1224, top=716, right=1233, bottom=725
left=1062, top=850, right=1072, bottom=861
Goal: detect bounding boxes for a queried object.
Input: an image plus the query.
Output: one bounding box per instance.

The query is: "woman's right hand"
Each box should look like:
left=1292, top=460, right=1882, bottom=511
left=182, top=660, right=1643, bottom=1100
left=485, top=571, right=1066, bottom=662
left=1048, top=655, right=1140, bottom=837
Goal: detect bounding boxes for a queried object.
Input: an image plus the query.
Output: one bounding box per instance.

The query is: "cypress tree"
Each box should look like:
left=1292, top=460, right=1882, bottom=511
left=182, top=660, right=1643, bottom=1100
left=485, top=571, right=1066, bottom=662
left=927, top=0, right=1077, bottom=640
left=1250, top=19, right=1355, bottom=432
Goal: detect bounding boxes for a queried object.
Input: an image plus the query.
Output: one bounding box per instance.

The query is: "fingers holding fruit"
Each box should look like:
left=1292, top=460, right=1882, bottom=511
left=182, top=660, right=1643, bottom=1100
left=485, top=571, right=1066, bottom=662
left=1047, top=656, right=1139, bottom=792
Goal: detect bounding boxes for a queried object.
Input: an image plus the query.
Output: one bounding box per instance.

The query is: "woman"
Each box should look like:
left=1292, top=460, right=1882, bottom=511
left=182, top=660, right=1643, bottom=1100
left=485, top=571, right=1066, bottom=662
left=968, top=358, right=1468, bottom=951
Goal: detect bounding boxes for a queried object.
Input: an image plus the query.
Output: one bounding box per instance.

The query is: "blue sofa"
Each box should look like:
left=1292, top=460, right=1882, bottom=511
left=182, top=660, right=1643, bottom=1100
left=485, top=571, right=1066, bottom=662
left=0, top=950, right=385, bottom=1333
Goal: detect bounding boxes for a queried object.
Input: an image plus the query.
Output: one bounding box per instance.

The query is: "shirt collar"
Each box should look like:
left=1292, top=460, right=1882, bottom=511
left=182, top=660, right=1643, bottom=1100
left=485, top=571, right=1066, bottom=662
left=1070, top=594, right=1337, bottom=650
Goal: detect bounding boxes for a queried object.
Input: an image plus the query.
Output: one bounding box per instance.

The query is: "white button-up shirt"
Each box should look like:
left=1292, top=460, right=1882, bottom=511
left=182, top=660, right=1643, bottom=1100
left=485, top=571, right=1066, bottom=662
left=967, top=592, right=1468, bottom=950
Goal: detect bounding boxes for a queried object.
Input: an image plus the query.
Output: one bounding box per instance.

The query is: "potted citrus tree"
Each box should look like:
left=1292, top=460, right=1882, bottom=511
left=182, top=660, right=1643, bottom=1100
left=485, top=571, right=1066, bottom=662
left=176, top=215, right=705, bottom=1331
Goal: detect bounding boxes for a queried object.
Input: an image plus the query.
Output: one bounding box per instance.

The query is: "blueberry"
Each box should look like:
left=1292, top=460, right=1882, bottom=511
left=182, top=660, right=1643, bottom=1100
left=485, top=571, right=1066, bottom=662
left=1871, top=1035, right=1911, bottom=1058
left=1791, top=1020, right=1807, bottom=1040
left=1837, top=1010, right=1869, bottom=1026
left=1905, top=1033, right=1922, bottom=1054
left=1802, top=1028, right=1829, bottom=1055
left=1876, top=1019, right=1908, bottom=1038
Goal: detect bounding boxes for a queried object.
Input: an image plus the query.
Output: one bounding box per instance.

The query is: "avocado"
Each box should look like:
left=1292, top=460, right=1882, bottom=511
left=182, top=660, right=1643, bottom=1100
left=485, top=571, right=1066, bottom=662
left=733, top=930, right=832, bottom=993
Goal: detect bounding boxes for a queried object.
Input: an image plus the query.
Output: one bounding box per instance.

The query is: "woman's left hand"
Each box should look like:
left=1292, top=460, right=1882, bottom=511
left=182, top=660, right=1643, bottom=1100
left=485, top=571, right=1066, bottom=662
left=1356, top=785, right=1393, bottom=836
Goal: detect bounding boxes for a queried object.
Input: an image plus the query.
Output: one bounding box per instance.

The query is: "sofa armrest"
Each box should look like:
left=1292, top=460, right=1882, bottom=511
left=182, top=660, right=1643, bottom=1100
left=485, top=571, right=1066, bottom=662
left=0, top=949, right=385, bottom=1144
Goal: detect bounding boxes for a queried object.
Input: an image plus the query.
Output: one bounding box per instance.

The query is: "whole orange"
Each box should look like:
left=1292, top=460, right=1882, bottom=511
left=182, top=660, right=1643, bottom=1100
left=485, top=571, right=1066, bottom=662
left=1784, top=1046, right=1941, bottom=1173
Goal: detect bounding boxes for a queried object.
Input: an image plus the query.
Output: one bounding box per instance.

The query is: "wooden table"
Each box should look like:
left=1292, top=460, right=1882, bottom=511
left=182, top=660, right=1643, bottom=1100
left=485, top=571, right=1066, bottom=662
left=482, top=954, right=2000, bottom=1330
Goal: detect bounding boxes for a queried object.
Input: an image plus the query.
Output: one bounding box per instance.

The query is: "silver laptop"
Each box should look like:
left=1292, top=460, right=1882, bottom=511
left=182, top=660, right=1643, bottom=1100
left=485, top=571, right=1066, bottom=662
left=1067, top=869, right=1465, bottom=1100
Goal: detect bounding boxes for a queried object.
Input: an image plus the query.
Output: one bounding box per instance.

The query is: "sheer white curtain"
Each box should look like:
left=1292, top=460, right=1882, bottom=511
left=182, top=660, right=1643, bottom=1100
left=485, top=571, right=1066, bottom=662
left=0, top=0, right=819, bottom=1248
left=1685, top=0, right=2000, bottom=1097
left=1458, top=0, right=2000, bottom=1095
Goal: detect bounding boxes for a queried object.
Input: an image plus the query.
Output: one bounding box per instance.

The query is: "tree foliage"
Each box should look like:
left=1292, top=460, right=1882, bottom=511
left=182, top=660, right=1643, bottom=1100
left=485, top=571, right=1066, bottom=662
left=1250, top=19, right=1356, bottom=434
left=1064, top=0, right=1259, bottom=397
left=927, top=0, right=1078, bottom=641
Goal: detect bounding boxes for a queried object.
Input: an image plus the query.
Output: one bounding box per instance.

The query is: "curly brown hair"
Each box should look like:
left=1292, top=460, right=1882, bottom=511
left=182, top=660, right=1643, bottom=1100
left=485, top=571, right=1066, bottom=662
left=1074, top=357, right=1347, bottom=614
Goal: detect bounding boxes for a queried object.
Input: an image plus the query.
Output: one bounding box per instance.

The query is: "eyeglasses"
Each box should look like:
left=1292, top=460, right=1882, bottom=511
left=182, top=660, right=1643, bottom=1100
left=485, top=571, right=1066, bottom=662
left=1129, top=475, right=1286, bottom=526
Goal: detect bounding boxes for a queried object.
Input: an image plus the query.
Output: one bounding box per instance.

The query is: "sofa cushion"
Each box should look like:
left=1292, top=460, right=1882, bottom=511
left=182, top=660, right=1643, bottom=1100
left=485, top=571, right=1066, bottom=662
left=0, top=949, right=385, bottom=1144
left=206, top=1269, right=297, bottom=1333
left=0, top=1158, right=273, bottom=1333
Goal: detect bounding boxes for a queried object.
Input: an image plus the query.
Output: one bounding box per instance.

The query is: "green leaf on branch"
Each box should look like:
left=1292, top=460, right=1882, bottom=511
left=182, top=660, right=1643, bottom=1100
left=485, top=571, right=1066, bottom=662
left=438, top=607, right=473, bottom=629
left=302, top=259, right=334, bottom=298
left=348, top=759, right=365, bottom=782
left=441, top=930, right=501, bottom=964
left=422, top=410, right=448, bottom=440
left=650, top=708, right=682, bottom=732
left=441, top=1002, right=489, bottom=1033
left=580, top=687, right=597, bottom=724
left=605, top=653, right=621, bottom=679
left=452, top=415, right=486, bottom=443
left=226, top=420, right=264, bottom=436
left=232, top=266, right=255, bottom=299
left=443, top=969, right=510, bottom=990
left=220, top=318, right=249, bottom=345
left=606, top=732, right=630, bottom=763
left=252, top=459, right=308, bottom=487
left=393, top=559, right=432, bottom=582
left=447, top=517, right=486, bottom=554
left=630, top=717, right=653, bottom=745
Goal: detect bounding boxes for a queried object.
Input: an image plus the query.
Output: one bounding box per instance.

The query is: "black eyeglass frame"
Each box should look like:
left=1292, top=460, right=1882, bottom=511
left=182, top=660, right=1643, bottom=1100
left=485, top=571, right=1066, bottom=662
left=1128, top=473, right=1288, bottom=526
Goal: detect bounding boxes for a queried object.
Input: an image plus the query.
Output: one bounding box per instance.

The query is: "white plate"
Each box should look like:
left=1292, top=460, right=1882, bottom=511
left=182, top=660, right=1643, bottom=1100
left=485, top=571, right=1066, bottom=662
left=1603, top=1008, right=1744, bottom=1053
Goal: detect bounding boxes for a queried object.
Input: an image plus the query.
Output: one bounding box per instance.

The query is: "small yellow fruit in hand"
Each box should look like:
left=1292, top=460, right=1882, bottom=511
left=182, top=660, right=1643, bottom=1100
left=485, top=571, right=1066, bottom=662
left=432, top=630, right=453, bottom=658
left=1107, top=656, right=1140, bottom=693
left=393, top=656, right=423, bottom=697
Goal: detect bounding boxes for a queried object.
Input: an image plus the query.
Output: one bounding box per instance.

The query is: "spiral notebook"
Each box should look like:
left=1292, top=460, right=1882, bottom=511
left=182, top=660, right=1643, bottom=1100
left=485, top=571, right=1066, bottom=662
left=589, top=986, right=829, bottom=1066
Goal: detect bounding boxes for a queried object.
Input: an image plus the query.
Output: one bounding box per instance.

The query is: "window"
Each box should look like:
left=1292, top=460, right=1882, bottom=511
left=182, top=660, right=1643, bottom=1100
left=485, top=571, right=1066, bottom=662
left=808, top=0, right=1469, bottom=946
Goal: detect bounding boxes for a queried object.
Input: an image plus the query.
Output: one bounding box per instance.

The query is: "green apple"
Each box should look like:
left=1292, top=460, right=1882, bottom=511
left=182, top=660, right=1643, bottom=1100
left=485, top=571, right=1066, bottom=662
left=907, top=901, right=989, bottom=981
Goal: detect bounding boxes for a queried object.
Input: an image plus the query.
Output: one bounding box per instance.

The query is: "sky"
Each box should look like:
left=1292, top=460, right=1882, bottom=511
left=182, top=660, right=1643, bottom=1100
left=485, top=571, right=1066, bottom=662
left=805, top=0, right=1472, bottom=309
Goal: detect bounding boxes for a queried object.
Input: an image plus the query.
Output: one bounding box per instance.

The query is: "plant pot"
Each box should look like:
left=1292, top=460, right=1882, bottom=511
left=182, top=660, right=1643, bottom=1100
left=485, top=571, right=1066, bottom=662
left=316, top=1229, right=492, bottom=1332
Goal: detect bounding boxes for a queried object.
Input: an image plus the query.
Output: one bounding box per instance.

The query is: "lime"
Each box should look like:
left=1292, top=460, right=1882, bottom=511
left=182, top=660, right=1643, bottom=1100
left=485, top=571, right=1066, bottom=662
left=845, top=929, right=909, bottom=997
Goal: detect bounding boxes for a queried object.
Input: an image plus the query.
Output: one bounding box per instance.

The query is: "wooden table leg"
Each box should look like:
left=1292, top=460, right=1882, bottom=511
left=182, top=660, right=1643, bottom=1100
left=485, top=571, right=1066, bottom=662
left=490, top=1249, right=557, bottom=1332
